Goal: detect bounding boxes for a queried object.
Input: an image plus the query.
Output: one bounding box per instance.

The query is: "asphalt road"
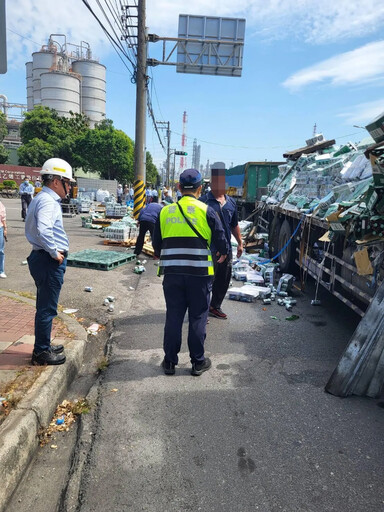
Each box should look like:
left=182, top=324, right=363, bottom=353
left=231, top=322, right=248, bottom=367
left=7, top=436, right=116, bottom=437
left=4, top=197, right=384, bottom=512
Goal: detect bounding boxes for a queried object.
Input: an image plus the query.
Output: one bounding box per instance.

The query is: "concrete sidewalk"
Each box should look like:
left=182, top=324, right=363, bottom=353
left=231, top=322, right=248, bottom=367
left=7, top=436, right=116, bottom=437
left=0, top=290, right=88, bottom=512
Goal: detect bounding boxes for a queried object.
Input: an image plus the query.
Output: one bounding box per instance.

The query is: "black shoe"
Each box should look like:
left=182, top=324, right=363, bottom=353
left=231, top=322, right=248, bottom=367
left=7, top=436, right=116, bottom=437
left=51, top=344, right=64, bottom=354
left=161, top=358, right=175, bottom=375
left=191, top=357, right=212, bottom=376
left=31, top=349, right=66, bottom=366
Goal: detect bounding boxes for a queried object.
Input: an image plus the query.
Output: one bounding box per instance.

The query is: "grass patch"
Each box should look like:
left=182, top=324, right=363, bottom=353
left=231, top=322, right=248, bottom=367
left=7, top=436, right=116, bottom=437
left=97, top=356, right=109, bottom=372
left=16, top=291, right=36, bottom=300
left=0, top=366, right=45, bottom=425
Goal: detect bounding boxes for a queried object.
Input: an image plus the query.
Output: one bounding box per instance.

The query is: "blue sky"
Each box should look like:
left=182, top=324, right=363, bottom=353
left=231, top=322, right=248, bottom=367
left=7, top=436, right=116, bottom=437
left=2, top=0, right=384, bottom=175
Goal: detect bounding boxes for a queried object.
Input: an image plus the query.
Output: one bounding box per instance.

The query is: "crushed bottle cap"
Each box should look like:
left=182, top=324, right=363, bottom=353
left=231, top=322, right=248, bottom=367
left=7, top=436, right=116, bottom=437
left=84, top=286, right=93, bottom=292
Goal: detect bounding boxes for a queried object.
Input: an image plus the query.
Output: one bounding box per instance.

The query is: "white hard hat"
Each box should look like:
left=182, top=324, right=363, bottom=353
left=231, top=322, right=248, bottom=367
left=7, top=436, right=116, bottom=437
left=40, top=158, right=75, bottom=182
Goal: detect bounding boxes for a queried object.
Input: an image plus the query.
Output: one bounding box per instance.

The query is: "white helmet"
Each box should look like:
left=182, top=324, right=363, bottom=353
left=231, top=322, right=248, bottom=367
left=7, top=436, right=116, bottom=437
left=40, top=158, right=75, bottom=182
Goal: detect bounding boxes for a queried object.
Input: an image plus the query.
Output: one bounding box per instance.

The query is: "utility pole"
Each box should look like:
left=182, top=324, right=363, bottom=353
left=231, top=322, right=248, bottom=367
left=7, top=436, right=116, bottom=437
left=166, top=122, right=170, bottom=187
left=156, top=121, right=170, bottom=187
left=0, top=0, right=7, bottom=74
left=133, top=0, right=147, bottom=219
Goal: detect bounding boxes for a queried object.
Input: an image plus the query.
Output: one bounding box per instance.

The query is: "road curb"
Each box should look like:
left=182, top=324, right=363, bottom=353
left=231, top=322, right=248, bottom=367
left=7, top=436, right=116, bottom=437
left=0, top=290, right=88, bottom=512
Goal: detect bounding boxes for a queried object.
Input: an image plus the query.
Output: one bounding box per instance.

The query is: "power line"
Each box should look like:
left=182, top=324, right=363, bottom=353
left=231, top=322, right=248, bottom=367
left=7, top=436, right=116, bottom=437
left=81, top=0, right=135, bottom=78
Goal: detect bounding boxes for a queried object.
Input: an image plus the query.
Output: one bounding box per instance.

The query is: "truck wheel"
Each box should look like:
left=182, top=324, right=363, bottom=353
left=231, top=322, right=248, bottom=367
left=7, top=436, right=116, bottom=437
left=278, top=220, right=295, bottom=272
left=269, top=216, right=281, bottom=259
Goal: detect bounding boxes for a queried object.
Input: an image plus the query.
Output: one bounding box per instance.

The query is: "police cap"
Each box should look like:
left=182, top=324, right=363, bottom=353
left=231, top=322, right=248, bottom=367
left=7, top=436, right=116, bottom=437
left=179, top=168, right=202, bottom=189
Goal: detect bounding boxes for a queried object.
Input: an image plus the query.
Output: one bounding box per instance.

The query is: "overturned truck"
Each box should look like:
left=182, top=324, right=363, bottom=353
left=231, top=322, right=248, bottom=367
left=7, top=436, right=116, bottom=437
left=256, top=128, right=384, bottom=398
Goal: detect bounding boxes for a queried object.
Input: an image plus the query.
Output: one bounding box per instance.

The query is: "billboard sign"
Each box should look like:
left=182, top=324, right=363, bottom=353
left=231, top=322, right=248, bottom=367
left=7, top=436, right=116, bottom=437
left=177, top=15, right=245, bottom=77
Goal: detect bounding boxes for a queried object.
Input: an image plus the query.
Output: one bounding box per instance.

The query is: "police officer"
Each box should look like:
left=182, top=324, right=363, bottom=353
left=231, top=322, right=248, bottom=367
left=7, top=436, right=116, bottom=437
left=152, top=168, right=228, bottom=376
left=25, top=158, right=75, bottom=365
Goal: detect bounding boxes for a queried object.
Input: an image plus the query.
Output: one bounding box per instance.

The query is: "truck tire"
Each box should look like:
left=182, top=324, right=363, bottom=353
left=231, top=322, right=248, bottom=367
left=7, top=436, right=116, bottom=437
left=278, top=220, right=295, bottom=272
left=269, top=216, right=281, bottom=259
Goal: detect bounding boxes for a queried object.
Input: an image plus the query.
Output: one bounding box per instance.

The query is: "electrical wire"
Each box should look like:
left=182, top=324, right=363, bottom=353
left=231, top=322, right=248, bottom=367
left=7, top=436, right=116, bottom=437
left=81, top=0, right=135, bottom=78
left=6, top=27, right=41, bottom=47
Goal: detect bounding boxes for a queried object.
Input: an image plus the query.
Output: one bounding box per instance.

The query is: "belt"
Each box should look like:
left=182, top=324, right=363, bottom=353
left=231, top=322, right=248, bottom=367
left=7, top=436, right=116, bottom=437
left=34, top=249, right=68, bottom=258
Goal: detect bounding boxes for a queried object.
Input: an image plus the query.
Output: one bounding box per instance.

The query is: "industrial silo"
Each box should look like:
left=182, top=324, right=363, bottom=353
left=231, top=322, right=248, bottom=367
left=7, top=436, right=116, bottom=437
left=40, top=71, right=80, bottom=117
left=72, top=60, right=106, bottom=127
left=26, top=62, right=33, bottom=110
left=32, top=50, right=57, bottom=106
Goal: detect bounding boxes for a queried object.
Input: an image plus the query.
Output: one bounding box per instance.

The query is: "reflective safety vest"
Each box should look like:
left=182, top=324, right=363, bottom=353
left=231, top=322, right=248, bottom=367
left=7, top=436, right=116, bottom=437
left=158, top=195, right=213, bottom=276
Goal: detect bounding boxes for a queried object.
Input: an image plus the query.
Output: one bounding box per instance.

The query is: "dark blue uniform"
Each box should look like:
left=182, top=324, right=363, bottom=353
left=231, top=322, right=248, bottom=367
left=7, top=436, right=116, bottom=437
left=153, top=194, right=228, bottom=366
left=199, top=191, right=238, bottom=310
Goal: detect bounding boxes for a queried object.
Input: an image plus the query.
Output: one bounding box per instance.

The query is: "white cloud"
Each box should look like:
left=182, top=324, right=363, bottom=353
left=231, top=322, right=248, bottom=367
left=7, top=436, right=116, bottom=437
left=282, top=41, right=384, bottom=91
left=5, top=0, right=384, bottom=72
left=338, top=99, right=384, bottom=126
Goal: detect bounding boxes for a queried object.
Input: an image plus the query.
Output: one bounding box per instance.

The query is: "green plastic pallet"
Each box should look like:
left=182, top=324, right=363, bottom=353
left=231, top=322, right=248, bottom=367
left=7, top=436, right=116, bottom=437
left=67, top=249, right=136, bottom=271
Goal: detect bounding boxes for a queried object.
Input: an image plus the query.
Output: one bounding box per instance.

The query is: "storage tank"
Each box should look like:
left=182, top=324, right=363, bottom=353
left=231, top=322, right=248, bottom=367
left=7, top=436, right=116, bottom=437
left=26, top=62, right=33, bottom=110
left=32, top=51, right=57, bottom=106
left=72, top=60, right=106, bottom=127
left=40, top=71, right=80, bottom=117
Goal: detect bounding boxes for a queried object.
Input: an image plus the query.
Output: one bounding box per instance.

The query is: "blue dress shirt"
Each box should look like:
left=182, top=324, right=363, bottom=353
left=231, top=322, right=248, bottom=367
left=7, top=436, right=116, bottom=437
left=19, top=181, right=35, bottom=196
left=25, top=187, right=69, bottom=259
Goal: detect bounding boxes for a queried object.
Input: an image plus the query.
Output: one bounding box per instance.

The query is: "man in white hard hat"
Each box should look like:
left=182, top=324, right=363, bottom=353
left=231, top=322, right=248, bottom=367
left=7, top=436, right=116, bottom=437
left=25, top=158, right=76, bottom=365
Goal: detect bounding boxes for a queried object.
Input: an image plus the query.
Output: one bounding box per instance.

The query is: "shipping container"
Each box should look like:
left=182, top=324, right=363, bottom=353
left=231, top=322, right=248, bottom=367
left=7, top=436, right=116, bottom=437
left=226, top=161, right=283, bottom=219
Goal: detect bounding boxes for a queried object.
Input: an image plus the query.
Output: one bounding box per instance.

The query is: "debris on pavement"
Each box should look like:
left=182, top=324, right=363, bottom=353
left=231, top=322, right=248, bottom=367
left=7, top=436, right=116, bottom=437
left=87, top=323, right=101, bottom=335
left=39, top=398, right=90, bottom=446
left=285, top=314, right=300, bottom=321
left=63, top=308, right=79, bottom=314
left=84, top=286, right=93, bottom=292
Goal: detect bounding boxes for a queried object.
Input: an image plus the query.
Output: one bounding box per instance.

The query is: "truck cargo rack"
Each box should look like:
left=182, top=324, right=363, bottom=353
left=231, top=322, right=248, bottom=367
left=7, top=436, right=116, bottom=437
left=295, top=250, right=370, bottom=317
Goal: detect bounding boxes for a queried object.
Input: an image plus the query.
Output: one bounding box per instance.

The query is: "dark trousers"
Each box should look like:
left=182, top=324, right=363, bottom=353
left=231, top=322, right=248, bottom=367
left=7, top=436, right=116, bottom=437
left=210, top=252, right=232, bottom=309
left=134, top=220, right=155, bottom=255
left=27, top=250, right=67, bottom=353
left=163, top=274, right=212, bottom=365
left=21, top=194, right=32, bottom=220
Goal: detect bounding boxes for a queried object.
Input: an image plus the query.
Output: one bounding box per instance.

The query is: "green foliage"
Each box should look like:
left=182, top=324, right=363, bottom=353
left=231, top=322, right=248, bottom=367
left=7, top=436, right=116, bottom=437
left=17, top=106, right=156, bottom=182
left=0, top=144, right=9, bottom=164
left=0, top=112, right=7, bottom=142
left=18, top=138, right=54, bottom=167
left=79, top=121, right=134, bottom=182
left=3, top=180, right=17, bottom=189
left=146, top=151, right=159, bottom=185
left=20, top=106, right=61, bottom=144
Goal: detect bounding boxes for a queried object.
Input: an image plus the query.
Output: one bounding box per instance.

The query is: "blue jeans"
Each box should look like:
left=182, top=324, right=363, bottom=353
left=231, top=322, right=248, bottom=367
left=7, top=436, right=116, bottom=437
left=27, top=250, right=67, bottom=353
left=0, top=227, right=4, bottom=273
left=162, top=274, right=212, bottom=365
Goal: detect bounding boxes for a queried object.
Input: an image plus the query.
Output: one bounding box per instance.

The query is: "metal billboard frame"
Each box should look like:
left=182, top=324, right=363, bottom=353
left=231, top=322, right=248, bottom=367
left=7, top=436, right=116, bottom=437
left=176, top=14, right=245, bottom=77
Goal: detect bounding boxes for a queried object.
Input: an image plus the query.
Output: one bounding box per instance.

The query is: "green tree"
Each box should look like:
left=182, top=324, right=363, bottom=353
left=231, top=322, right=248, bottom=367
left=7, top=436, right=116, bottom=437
left=145, top=151, right=159, bottom=185
left=18, top=138, right=54, bottom=166
left=18, top=107, right=90, bottom=167
left=79, top=121, right=134, bottom=182
left=0, top=144, right=9, bottom=164
left=0, top=112, right=7, bottom=142
left=20, top=106, right=61, bottom=144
